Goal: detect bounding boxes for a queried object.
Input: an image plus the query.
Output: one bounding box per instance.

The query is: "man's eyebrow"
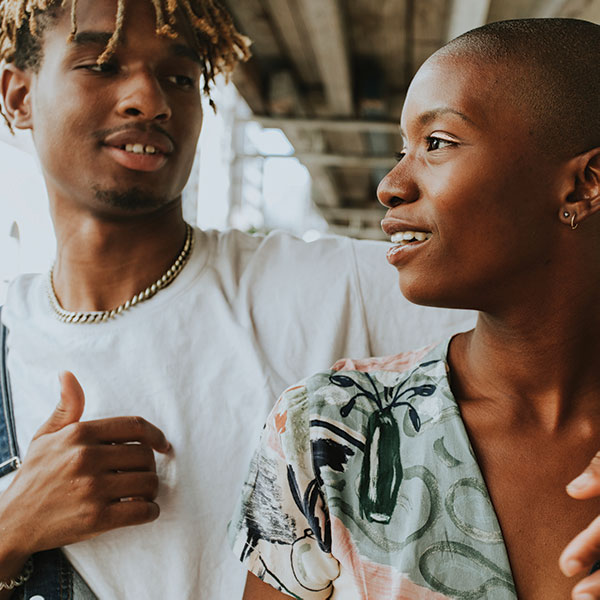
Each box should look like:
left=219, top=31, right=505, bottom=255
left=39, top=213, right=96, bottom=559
left=170, top=43, right=202, bottom=65
left=69, top=33, right=201, bottom=65
left=70, top=31, right=114, bottom=47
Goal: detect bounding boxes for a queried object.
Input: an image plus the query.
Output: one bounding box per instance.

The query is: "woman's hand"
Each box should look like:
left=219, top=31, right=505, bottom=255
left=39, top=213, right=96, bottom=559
left=560, top=454, right=600, bottom=599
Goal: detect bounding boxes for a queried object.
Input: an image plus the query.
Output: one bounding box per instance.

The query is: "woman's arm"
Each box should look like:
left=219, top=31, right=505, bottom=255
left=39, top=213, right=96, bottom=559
left=242, top=573, right=290, bottom=600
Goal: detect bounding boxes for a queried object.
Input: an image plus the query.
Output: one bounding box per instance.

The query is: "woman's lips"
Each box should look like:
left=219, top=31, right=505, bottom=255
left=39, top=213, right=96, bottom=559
left=386, top=230, right=433, bottom=266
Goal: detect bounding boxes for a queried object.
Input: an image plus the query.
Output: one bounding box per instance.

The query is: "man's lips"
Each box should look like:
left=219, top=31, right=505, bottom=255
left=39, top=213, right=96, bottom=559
left=101, top=129, right=174, bottom=172
left=102, top=145, right=169, bottom=172
left=102, top=129, right=174, bottom=155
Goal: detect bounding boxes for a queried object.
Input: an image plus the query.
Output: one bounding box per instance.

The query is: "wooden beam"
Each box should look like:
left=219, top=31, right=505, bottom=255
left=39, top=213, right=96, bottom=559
left=243, top=116, right=400, bottom=134
left=319, top=206, right=386, bottom=222
left=238, top=153, right=395, bottom=169
left=327, top=224, right=387, bottom=240
left=532, top=0, right=568, bottom=17
left=262, top=0, right=319, bottom=86
left=298, top=0, right=353, bottom=116
left=543, top=0, right=600, bottom=21
left=446, top=0, right=491, bottom=41
left=231, top=61, right=266, bottom=115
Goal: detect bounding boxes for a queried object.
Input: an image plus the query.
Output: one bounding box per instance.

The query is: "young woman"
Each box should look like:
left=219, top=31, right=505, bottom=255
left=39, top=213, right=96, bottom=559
left=230, top=18, right=600, bottom=600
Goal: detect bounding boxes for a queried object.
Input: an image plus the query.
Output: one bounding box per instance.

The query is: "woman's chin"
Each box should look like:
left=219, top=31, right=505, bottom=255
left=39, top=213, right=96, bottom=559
left=398, top=278, right=474, bottom=311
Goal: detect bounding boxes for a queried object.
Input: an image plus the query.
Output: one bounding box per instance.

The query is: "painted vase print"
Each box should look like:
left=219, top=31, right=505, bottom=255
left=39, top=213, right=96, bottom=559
left=330, top=372, right=434, bottom=524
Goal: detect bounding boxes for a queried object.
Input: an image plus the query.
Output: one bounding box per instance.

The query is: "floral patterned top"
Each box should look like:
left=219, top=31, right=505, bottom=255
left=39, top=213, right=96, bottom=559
left=228, top=340, right=517, bottom=599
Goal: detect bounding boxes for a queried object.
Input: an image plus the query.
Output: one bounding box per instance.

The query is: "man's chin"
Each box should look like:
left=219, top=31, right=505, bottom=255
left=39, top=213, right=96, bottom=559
left=92, top=186, right=173, bottom=212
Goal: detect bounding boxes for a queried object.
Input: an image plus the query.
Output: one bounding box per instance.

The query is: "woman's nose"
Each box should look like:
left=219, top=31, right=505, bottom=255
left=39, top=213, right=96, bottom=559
left=377, top=162, right=418, bottom=208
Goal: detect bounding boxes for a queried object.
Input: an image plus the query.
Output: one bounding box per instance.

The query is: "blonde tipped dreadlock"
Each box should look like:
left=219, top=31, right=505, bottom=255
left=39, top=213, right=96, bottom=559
left=0, top=0, right=251, bottom=129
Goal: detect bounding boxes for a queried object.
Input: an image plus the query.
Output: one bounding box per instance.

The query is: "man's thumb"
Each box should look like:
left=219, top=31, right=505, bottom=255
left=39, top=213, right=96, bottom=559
left=34, top=371, right=86, bottom=438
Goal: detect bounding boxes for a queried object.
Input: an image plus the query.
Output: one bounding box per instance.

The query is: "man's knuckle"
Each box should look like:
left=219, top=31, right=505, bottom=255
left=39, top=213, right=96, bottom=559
left=128, top=415, right=148, bottom=433
left=63, top=422, right=83, bottom=443
left=81, top=502, right=105, bottom=530
left=79, top=474, right=102, bottom=496
left=590, top=452, right=600, bottom=469
left=70, top=446, right=92, bottom=472
left=147, top=472, right=160, bottom=494
left=138, top=501, right=160, bottom=522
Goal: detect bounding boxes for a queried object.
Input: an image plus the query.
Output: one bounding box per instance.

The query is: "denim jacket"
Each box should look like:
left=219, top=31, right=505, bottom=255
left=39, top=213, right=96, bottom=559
left=0, top=309, right=97, bottom=600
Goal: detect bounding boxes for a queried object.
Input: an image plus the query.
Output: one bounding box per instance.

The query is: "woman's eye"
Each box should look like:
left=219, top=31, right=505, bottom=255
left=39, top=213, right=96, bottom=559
left=394, top=150, right=406, bottom=162
left=426, top=136, right=455, bottom=151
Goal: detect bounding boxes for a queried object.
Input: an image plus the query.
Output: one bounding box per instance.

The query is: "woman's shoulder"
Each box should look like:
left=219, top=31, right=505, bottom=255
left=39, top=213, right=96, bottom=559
left=271, top=339, right=452, bottom=442
left=331, top=342, right=439, bottom=373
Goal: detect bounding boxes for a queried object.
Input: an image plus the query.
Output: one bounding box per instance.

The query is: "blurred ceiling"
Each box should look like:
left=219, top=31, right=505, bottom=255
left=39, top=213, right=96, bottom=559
left=221, top=0, right=600, bottom=238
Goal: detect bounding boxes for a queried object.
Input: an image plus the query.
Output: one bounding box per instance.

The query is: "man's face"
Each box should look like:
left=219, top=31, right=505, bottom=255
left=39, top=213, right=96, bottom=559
left=25, top=0, right=203, bottom=217
left=378, top=53, right=566, bottom=312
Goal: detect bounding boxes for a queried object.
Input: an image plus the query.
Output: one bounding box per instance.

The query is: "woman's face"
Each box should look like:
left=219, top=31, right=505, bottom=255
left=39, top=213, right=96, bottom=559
left=378, top=53, right=566, bottom=312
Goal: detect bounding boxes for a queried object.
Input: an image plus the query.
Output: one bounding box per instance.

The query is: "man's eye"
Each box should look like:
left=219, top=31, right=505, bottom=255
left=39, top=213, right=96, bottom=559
left=167, top=75, right=195, bottom=88
left=394, top=150, right=406, bottom=162
left=82, top=62, right=118, bottom=74
left=426, top=136, right=455, bottom=151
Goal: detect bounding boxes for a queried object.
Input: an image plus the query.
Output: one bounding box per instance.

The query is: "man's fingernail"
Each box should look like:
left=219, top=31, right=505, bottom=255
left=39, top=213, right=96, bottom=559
left=563, top=558, right=583, bottom=576
left=568, top=473, right=592, bottom=492
left=574, top=593, right=594, bottom=600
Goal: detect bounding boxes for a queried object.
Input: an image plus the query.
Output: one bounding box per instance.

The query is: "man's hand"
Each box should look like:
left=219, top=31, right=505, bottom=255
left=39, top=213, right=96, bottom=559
left=0, top=371, right=171, bottom=563
left=560, top=454, right=600, bottom=599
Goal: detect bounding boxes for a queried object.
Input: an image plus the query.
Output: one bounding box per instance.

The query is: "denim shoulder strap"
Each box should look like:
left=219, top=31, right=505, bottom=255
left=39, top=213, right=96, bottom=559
left=0, top=306, right=20, bottom=477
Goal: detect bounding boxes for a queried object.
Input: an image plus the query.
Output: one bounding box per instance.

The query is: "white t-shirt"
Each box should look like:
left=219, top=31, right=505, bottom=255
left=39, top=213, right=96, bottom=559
left=0, top=228, right=475, bottom=600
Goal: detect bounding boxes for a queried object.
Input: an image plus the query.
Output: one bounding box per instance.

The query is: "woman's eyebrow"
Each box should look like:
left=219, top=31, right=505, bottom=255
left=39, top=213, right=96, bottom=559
left=400, top=107, right=479, bottom=139
left=417, top=107, right=478, bottom=128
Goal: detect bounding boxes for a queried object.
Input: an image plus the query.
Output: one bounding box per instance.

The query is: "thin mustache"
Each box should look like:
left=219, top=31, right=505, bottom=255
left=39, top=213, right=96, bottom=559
left=94, top=123, right=175, bottom=146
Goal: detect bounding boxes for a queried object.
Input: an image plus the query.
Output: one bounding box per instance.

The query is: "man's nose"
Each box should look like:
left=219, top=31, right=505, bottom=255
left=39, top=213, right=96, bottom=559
left=116, top=71, right=172, bottom=121
left=377, top=162, right=418, bottom=209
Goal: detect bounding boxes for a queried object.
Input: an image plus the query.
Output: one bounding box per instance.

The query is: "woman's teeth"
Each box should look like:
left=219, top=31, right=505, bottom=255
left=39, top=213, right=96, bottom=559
left=390, top=231, right=432, bottom=245
left=123, top=144, right=157, bottom=155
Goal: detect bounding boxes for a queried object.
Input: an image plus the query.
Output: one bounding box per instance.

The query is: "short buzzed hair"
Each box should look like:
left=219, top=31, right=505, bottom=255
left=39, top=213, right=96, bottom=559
left=436, top=18, right=599, bottom=157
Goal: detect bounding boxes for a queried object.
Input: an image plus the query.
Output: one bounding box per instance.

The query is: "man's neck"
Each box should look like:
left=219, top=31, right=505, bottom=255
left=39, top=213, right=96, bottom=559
left=51, top=205, right=189, bottom=313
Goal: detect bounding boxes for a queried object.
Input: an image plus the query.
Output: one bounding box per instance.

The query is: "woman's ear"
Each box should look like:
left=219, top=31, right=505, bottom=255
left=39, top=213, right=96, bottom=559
left=1, top=64, right=33, bottom=130
left=559, top=147, right=600, bottom=227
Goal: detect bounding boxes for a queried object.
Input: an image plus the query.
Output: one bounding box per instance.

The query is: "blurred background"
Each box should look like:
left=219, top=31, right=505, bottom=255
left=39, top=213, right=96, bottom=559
left=1, top=0, right=599, bottom=300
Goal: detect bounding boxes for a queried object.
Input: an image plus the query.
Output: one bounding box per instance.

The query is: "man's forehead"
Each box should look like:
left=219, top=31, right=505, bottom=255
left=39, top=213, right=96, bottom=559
left=47, top=0, right=200, bottom=62
left=68, top=29, right=201, bottom=63
left=62, top=0, right=174, bottom=35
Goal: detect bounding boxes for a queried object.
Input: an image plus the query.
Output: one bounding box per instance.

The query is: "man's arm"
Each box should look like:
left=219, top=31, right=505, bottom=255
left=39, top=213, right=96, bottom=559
left=242, top=572, right=291, bottom=600
left=0, top=372, right=170, bottom=598
left=560, top=454, right=600, bottom=599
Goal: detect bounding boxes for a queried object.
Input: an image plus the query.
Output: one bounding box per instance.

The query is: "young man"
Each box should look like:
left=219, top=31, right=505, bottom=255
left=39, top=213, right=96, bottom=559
left=0, top=1, right=473, bottom=598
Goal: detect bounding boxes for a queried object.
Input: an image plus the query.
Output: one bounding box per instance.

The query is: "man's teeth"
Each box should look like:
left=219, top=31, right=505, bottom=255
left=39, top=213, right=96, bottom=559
left=390, top=231, right=432, bottom=244
left=123, top=144, right=157, bottom=155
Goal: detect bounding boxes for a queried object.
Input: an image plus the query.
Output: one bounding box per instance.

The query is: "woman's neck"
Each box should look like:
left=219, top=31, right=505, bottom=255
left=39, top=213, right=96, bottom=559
left=448, top=301, right=600, bottom=431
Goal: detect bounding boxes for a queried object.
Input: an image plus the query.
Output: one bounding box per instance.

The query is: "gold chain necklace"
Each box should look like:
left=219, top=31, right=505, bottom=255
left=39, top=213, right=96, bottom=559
left=47, top=223, right=194, bottom=324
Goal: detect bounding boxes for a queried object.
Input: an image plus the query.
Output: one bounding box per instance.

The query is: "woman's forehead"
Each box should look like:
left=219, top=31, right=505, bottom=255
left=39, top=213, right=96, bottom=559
left=402, top=53, right=515, bottom=132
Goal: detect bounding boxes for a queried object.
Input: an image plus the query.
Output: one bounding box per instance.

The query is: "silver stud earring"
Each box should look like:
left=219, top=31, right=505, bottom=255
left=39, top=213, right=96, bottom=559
left=563, top=211, right=570, bottom=218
